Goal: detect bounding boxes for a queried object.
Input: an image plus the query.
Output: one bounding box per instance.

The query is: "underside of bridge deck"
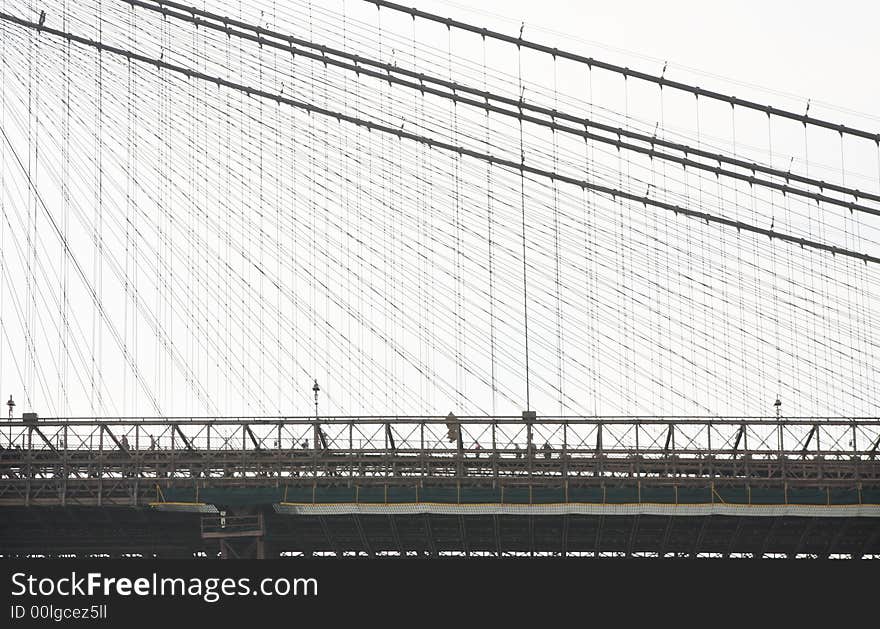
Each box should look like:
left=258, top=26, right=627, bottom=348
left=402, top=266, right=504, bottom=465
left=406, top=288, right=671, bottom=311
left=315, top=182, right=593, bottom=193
left=2, top=505, right=878, bottom=558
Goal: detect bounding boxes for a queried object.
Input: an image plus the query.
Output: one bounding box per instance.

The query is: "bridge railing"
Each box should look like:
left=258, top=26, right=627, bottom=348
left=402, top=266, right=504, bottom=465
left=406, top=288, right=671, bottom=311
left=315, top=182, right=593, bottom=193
left=1, top=416, right=878, bottom=459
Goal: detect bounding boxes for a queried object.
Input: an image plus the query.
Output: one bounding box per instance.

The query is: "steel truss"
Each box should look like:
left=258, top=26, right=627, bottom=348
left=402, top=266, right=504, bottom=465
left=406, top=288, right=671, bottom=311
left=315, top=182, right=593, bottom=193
left=0, top=417, right=877, bottom=507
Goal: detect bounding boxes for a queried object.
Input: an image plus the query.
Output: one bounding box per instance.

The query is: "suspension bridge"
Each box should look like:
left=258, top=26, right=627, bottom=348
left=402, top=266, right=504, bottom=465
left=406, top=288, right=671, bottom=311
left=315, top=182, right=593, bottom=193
left=0, top=0, right=879, bottom=557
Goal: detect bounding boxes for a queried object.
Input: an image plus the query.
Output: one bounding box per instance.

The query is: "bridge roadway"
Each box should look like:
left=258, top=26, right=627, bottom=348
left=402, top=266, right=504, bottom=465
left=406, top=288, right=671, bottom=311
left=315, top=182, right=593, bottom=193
left=1, top=417, right=879, bottom=557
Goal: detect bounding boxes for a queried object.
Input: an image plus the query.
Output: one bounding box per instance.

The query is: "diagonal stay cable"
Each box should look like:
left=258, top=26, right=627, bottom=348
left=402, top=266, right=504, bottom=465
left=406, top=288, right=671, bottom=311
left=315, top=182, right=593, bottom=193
left=127, top=0, right=880, bottom=208
left=369, top=0, right=880, bottom=143
left=2, top=11, right=877, bottom=269
left=0, top=122, right=163, bottom=414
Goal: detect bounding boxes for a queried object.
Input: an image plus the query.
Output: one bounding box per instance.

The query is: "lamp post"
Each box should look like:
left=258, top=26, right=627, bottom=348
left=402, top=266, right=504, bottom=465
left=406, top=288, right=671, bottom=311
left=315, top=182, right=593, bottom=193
left=312, top=380, right=320, bottom=420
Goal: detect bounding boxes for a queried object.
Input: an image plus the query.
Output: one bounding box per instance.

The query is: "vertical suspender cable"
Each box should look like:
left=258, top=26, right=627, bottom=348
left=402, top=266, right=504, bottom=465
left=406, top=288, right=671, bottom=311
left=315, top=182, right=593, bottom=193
left=516, top=40, right=531, bottom=411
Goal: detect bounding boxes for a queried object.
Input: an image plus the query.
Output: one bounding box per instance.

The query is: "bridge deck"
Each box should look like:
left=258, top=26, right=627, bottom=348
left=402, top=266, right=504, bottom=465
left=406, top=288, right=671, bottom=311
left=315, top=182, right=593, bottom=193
left=2, top=418, right=878, bottom=556
left=2, top=506, right=878, bottom=558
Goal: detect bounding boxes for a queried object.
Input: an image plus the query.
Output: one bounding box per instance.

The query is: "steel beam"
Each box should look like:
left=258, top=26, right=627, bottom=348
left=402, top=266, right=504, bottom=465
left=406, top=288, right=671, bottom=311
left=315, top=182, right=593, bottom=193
left=594, top=515, right=605, bottom=557
left=663, top=425, right=674, bottom=456
left=458, top=515, right=470, bottom=557
left=423, top=515, right=437, bottom=557
left=528, top=516, right=535, bottom=556
left=352, top=514, right=374, bottom=557
left=725, top=517, right=745, bottom=558
left=244, top=426, right=262, bottom=450
left=172, top=424, right=194, bottom=452
left=28, top=427, right=59, bottom=454
left=757, top=517, right=782, bottom=559
left=562, top=514, right=569, bottom=557
left=731, top=425, right=745, bottom=458
left=824, top=518, right=850, bottom=558
left=385, top=424, right=396, bottom=452
left=318, top=516, right=342, bottom=557
left=793, top=519, right=817, bottom=557
left=99, top=424, right=131, bottom=456
left=659, top=516, right=675, bottom=558
left=852, top=528, right=879, bottom=560
left=626, top=515, right=640, bottom=557
left=690, top=516, right=711, bottom=557
left=387, top=515, right=404, bottom=556
left=801, top=426, right=818, bottom=458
